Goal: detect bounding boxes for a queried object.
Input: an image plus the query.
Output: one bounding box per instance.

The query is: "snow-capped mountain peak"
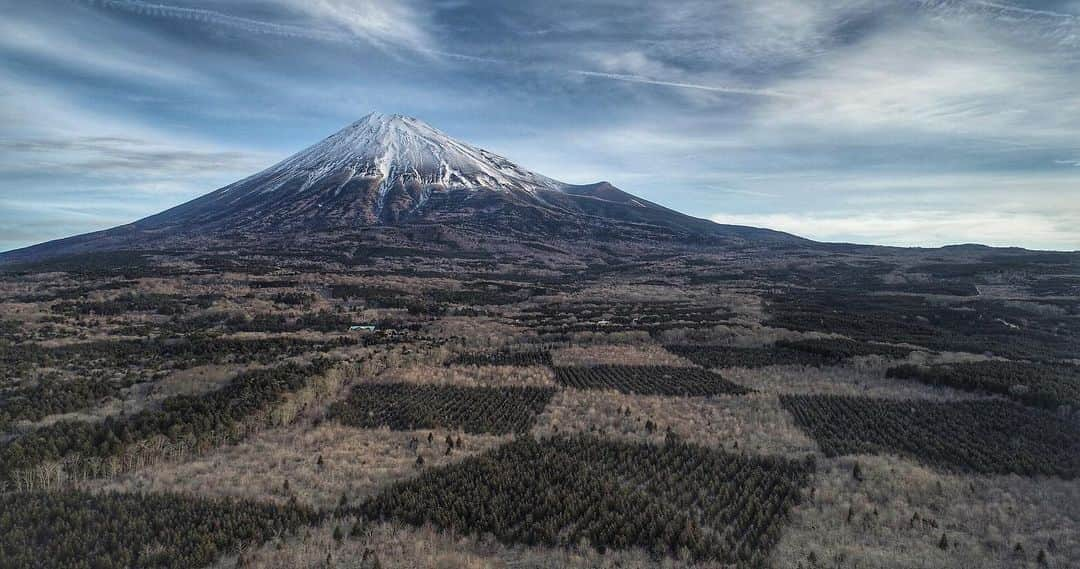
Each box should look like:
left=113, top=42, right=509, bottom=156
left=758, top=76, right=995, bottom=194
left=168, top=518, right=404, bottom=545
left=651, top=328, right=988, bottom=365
left=253, top=112, right=566, bottom=196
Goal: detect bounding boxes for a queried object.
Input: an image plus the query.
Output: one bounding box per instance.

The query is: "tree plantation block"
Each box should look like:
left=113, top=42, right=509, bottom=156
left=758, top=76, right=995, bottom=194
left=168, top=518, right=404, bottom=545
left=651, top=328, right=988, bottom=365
left=886, top=361, right=1080, bottom=410
left=0, top=491, right=318, bottom=569
left=447, top=350, right=553, bottom=367
left=666, top=339, right=915, bottom=370
left=554, top=365, right=750, bottom=396
left=780, top=394, right=1080, bottom=477
left=329, top=382, right=556, bottom=434
left=359, top=435, right=814, bottom=566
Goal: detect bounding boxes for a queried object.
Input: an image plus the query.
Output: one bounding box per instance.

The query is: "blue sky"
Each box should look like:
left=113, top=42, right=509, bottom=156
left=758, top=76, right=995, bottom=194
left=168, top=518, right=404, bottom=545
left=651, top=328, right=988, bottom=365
left=1, top=0, right=1079, bottom=251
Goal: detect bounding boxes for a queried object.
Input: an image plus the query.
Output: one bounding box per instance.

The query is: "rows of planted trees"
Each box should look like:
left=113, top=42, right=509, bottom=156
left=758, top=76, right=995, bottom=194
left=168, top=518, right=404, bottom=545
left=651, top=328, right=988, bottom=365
left=158, top=309, right=423, bottom=337
left=780, top=394, right=1080, bottom=477
left=512, top=301, right=737, bottom=335
left=0, top=360, right=334, bottom=483
left=766, top=290, right=1080, bottom=361
left=666, top=338, right=914, bottom=370
left=886, top=361, right=1080, bottom=410
left=329, top=382, right=555, bottom=434
left=359, top=435, right=814, bottom=566
left=448, top=349, right=552, bottom=367
left=513, top=300, right=730, bottom=324
left=11, top=279, right=134, bottom=303
left=51, top=292, right=219, bottom=317
left=0, top=491, right=317, bottom=569
left=554, top=365, right=749, bottom=397
left=0, top=336, right=357, bottom=384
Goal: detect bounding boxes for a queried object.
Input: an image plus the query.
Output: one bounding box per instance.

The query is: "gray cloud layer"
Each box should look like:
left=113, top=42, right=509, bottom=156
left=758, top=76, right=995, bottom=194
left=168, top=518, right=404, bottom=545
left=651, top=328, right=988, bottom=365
left=0, top=136, right=266, bottom=176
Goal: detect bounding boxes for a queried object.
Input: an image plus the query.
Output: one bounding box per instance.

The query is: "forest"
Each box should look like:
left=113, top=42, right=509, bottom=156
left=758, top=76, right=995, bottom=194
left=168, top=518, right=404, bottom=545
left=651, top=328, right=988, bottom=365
left=1, top=336, right=357, bottom=385
left=886, top=361, right=1080, bottom=410
left=779, top=394, right=1080, bottom=477
left=766, top=290, right=1080, bottom=361
left=448, top=349, right=553, bottom=367
left=0, top=361, right=334, bottom=483
left=1, top=243, right=1078, bottom=568
left=329, top=382, right=555, bottom=434
left=0, top=376, right=121, bottom=430
left=553, top=365, right=750, bottom=396
left=666, top=339, right=913, bottom=370
left=0, top=491, right=317, bottom=569
left=359, top=435, right=814, bottom=567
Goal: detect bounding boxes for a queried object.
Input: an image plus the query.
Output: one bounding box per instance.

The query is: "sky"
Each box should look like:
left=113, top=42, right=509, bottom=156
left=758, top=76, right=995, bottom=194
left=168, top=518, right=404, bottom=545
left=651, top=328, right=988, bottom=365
left=1, top=0, right=1079, bottom=251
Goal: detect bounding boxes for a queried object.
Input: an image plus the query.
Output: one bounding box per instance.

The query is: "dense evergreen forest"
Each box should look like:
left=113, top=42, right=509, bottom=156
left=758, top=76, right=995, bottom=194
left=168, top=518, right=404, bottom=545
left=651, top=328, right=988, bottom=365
left=360, top=435, right=814, bottom=566
left=780, top=394, right=1080, bottom=477
left=554, top=365, right=749, bottom=396
left=886, top=361, right=1080, bottom=410
left=0, top=491, right=317, bottom=569
left=329, top=383, right=555, bottom=434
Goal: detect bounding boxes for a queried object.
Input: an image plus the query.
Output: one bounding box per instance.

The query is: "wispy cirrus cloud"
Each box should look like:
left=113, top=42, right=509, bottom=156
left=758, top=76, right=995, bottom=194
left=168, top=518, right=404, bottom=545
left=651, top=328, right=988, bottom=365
left=753, top=20, right=1080, bottom=142
left=0, top=15, right=198, bottom=85
left=67, top=0, right=442, bottom=62
left=276, top=0, right=434, bottom=53
left=63, top=0, right=806, bottom=98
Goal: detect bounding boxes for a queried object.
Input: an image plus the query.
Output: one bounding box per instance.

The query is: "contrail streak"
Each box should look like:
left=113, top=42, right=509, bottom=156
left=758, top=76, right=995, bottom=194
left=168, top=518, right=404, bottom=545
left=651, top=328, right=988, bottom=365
left=969, top=1, right=1078, bottom=21
left=570, top=71, right=797, bottom=98
left=78, top=0, right=346, bottom=41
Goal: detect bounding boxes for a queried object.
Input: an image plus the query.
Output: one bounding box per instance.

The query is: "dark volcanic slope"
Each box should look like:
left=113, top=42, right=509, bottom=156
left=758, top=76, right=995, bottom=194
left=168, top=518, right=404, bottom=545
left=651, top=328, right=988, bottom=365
left=0, top=113, right=804, bottom=263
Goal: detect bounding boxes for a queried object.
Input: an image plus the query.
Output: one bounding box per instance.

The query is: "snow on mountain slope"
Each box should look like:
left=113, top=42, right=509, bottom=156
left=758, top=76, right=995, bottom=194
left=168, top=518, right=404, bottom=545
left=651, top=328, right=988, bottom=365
left=244, top=112, right=566, bottom=197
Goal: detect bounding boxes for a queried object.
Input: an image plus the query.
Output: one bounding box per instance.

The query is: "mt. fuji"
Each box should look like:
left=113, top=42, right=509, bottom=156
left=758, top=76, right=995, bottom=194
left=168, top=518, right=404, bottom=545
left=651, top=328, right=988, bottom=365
left=272, top=113, right=568, bottom=196
left=0, top=113, right=803, bottom=263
